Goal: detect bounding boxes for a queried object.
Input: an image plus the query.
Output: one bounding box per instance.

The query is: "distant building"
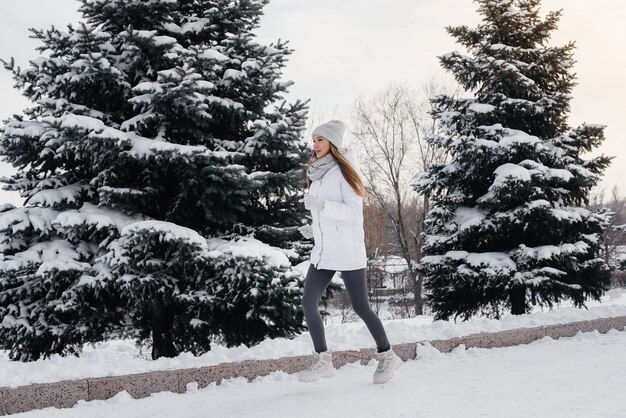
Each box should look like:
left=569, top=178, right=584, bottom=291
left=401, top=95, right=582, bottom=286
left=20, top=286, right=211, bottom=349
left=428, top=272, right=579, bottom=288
left=368, top=255, right=410, bottom=291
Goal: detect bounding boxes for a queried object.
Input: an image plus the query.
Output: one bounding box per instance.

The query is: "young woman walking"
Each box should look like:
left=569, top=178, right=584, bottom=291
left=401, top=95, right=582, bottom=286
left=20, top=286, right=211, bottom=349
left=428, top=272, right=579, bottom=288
left=297, top=119, right=402, bottom=384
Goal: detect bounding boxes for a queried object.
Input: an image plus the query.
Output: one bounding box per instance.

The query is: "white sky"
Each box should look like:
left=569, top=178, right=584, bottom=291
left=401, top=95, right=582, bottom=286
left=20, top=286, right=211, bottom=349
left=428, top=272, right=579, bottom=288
left=1, top=0, right=624, bottom=206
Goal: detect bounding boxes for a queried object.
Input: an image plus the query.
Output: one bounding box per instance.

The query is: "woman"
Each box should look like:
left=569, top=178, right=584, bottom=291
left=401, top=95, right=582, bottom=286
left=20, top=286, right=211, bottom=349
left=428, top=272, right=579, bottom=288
left=297, top=119, right=402, bottom=384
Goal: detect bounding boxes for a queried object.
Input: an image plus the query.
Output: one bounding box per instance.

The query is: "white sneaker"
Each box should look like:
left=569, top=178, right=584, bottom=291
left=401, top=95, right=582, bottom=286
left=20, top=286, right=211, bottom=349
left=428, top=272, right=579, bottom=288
left=298, top=351, right=336, bottom=382
left=373, top=347, right=402, bottom=384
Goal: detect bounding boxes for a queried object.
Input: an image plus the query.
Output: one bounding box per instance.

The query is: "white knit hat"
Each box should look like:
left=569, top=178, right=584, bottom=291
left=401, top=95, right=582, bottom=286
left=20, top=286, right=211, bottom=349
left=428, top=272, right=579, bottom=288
left=312, top=120, right=346, bottom=149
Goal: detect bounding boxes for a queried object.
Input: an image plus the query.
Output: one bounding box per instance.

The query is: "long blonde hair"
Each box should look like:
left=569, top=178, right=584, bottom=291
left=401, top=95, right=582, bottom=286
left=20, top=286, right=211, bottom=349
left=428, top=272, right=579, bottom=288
left=305, top=144, right=365, bottom=198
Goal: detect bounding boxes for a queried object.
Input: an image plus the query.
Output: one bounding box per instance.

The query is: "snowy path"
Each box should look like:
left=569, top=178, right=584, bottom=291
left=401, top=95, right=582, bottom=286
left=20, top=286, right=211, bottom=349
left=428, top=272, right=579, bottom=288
left=3, top=290, right=626, bottom=388
left=14, top=329, right=626, bottom=418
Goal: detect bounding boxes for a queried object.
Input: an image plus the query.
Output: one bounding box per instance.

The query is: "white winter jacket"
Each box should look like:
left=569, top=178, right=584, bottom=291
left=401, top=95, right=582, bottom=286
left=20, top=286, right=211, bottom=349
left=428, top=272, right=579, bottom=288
left=308, top=148, right=367, bottom=271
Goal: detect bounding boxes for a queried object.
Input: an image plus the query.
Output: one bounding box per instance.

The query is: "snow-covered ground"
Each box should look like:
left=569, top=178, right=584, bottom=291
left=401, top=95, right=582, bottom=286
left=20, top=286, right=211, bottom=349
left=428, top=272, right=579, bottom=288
left=13, top=328, right=626, bottom=418
left=2, top=288, right=625, bottom=389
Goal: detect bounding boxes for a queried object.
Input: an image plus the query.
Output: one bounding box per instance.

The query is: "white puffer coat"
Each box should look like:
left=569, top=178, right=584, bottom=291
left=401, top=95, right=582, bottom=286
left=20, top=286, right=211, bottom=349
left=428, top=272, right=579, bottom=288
left=308, top=148, right=367, bottom=271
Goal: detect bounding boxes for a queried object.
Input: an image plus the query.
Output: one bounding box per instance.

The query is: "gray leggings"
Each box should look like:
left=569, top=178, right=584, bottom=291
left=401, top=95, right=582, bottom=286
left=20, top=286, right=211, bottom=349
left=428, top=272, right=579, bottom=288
left=302, top=264, right=391, bottom=353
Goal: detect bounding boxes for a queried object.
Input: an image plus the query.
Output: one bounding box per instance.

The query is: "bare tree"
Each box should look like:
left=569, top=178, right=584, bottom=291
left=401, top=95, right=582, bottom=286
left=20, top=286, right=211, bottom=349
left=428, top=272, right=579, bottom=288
left=406, top=79, right=451, bottom=313
left=588, top=186, right=626, bottom=264
left=585, top=184, right=626, bottom=288
left=349, top=79, right=452, bottom=315
left=603, top=187, right=626, bottom=266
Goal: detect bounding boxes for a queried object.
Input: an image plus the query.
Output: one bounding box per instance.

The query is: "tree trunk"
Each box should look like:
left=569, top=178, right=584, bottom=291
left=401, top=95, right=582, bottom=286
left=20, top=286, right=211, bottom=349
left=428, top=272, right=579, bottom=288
left=413, top=272, right=424, bottom=315
left=412, top=194, right=429, bottom=316
left=509, top=286, right=526, bottom=315
left=151, top=299, right=177, bottom=360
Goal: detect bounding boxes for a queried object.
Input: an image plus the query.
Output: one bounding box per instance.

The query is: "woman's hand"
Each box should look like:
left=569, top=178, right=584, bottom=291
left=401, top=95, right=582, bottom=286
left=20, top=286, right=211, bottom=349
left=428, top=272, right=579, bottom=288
left=304, top=193, right=325, bottom=211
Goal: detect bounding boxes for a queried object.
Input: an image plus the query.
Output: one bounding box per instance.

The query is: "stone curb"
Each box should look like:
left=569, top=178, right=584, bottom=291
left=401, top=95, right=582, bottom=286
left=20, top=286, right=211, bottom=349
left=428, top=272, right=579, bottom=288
left=1, top=315, right=625, bottom=416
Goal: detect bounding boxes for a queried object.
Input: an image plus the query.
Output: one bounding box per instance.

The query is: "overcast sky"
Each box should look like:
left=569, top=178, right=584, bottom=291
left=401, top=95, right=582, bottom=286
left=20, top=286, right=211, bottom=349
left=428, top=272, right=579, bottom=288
left=1, top=0, right=624, bottom=206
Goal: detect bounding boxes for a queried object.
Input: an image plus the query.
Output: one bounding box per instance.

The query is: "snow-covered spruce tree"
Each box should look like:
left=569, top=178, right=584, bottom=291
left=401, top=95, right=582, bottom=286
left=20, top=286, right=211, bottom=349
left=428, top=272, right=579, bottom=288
left=414, top=0, right=612, bottom=320
left=0, top=0, right=309, bottom=360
